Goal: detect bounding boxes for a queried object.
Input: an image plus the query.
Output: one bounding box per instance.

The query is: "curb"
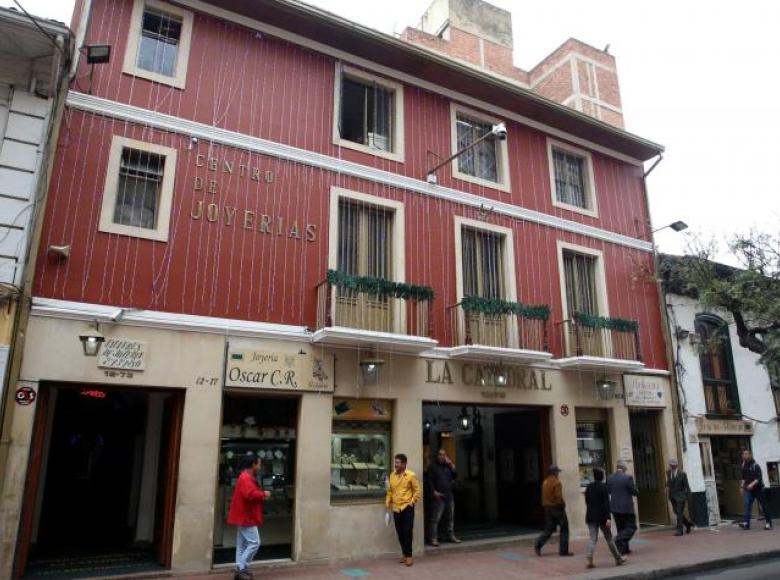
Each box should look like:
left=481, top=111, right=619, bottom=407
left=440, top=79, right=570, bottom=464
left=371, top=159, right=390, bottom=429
left=610, top=548, right=780, bottom=579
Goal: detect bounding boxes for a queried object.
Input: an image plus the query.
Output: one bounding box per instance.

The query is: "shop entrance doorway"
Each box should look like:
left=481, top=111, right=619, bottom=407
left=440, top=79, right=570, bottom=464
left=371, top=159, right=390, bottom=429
left=422, top=403, right=550, bottom=542
left=711, top=436, right=752, bottom=518
left=213, top=394, right=298, bottom=564
left=16, top=384, right=183, bottom=579
left=630, top=410, right=668, bottom=525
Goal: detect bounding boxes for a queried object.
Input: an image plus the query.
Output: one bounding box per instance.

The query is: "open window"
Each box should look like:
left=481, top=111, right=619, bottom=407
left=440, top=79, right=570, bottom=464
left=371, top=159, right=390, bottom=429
left=123, top=0, right=193, bottom=89
left=333, top=65, right=404, bottom=162
left=696, top=314, right=741, bottom=417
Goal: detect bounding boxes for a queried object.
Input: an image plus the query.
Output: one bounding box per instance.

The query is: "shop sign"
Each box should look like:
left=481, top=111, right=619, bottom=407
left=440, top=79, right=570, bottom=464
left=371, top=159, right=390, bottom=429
left=695, top=416, right=753, bottom=436
left=225, top=347, right=333, bottom=392
left=98, top=339, right=146, bottom=371
left=424, top=360, right=552, bottom=395
left=624, top=375, right=667, bottom=408
left=333, top=398, right=392, bottom=421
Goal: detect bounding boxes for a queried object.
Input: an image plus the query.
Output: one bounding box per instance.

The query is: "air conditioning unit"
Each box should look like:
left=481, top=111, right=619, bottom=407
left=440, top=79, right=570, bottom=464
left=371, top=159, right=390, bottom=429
left=367, top=132, right=389, bottom=152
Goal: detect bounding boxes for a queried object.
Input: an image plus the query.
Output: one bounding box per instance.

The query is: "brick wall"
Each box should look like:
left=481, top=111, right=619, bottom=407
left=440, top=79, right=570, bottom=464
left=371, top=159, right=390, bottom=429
left=402, top=24, right=625, bottom=128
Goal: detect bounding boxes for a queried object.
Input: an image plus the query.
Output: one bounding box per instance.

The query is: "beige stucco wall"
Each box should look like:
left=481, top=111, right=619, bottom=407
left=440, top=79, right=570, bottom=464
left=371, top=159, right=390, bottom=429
left=1, top=314, right=676, bottom=575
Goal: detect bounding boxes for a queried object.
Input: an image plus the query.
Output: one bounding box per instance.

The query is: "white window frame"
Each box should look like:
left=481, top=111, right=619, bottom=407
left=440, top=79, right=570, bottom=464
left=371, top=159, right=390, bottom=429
left=556, top=240, right=610, bottom=355
left=450, top=103, right=511, bottom=193
left=122, top=0, right=194, bottom=89
left=99, top=136, right=177, bottom=242
left=454, top=217, right=517, bottom=345
left=547, top=138, right=599, bottom=218
left=328, top=187, right=406, bottom=332
left=332, top=64, right=405, bottom=163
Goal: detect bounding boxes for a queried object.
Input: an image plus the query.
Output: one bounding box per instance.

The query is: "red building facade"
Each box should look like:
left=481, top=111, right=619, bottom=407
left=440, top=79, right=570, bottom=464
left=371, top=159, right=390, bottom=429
left=4, top=0, right=677, bottom=576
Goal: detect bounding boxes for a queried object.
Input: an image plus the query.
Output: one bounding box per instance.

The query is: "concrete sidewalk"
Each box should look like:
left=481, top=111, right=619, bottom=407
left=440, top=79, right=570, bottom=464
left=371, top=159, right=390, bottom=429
left=182, top=523, right=780, bottom=579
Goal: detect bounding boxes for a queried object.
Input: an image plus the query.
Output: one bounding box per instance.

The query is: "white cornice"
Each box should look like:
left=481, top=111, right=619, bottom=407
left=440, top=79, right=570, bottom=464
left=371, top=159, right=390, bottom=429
left=31, top=297, right=311, bottom=342
left=171, top=0, right=658, bottom=166
left=66, top=92, right=654, bottom=253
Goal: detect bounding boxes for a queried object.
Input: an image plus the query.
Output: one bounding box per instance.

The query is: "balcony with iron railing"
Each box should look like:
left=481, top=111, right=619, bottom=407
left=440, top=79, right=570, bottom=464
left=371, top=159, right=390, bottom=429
left=311, top=270, right=437, bottom=353
left=555, top=312, right=645, bottom=371
left=444, top=296, right=553, bottom=364
left=704, top=382, right=741, bottom=418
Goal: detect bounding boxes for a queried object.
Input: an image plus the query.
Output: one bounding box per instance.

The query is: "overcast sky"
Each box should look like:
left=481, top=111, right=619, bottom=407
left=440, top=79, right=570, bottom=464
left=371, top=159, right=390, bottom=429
left=5, top=0, right=779, bottom=260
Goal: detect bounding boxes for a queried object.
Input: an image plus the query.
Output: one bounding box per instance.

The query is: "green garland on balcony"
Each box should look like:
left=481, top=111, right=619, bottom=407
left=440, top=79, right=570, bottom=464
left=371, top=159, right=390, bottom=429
left=461, top=295, right=550, bottom=321
left=326, top=270, right=434, bottom=301
left=573, top=311, right=639, bottom=332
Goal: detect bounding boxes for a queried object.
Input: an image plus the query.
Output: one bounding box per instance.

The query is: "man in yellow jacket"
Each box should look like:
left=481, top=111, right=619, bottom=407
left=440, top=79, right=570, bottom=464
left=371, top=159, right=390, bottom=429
left=386, top=453, right=422, bottom=566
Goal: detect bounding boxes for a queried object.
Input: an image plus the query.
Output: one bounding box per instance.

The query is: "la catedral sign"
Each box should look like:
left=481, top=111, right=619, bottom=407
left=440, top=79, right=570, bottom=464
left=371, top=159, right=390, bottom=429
left=225, top=347, right=333, bottom=392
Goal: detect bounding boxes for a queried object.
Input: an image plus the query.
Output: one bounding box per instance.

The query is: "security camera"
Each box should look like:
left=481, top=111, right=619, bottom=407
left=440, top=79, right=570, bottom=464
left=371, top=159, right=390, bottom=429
left=491, top=122, right=507, bottom=141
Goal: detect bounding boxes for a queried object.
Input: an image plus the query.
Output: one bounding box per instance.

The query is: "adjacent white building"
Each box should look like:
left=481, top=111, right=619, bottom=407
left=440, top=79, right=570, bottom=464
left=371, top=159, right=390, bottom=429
left=0, top=7, right=71, bottom=434
left=663, top=257, right=780, bottom=526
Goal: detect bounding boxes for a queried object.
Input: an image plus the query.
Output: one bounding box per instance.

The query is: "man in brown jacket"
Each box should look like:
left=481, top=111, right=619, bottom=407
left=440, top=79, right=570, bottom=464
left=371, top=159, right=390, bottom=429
left=534, top=465, right=573, bottom=556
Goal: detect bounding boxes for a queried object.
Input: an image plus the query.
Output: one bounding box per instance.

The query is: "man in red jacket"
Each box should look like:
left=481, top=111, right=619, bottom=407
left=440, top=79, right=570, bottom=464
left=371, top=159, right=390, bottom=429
left=228, top=455, right=270, bottom=579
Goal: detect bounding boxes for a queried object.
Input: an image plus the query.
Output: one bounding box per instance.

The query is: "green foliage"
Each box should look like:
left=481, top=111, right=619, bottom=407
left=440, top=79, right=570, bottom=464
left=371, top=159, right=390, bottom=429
left=326, top=270, right=434, bottom=301
left=660, top=231, right=780, bottom=368
left=572, top=311, right=638, bottom=333
left=460, top=295, right=550, bottom=320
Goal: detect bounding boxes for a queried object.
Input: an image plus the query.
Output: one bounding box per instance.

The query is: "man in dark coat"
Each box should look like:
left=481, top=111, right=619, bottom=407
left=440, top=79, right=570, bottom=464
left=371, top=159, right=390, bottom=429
left=585, top=468, right=627, bottom=569
left=666, top=458, right=692, bottom=536
left=607, top=459, right=638, bottom=554
left=427, top=448, right=461, bottom=545
left=739, top=449, right=774, bottom=530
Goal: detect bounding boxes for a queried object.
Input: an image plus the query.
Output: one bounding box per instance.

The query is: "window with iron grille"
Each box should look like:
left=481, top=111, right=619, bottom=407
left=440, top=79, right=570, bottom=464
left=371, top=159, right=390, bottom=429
left=695, top=314, right=741, bottom=416
left=337, top=200, right=393, bottom=280
left=552, top=147, right=591, bottom=210
left=461, top=227, right=504, bottom=300
left=456, top=113, right=498, bottom=183
left=562, top=250, right=598, bottom=316
left=137, top=8, right=183, bottom=78
left=339, top=76, right=394, bottom=153
left=113, top=147, right=165, bottom=230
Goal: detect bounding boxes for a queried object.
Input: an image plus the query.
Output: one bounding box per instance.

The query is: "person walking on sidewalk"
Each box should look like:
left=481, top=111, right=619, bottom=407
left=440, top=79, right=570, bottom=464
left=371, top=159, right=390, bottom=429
left=227, top=455, right=270, bottom=580
left=534, top=465, right=573, bottom=557
left=386, top=453, right=422, bottom=567
left=428, top=448, right=461, bottom=546
left=739, top=449, right=774, bottom=530
left=585, top=468, right=628, bottom=569
left=666, top=458, right=692, bottom=536
left=607, top=459, right=638, bottom=554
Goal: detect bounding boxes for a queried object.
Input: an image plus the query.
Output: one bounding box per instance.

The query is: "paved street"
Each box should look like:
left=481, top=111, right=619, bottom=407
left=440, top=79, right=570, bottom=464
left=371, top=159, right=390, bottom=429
left=184, top=523, right=780, bottom=579
left=675, top=557, right=780, bottom=580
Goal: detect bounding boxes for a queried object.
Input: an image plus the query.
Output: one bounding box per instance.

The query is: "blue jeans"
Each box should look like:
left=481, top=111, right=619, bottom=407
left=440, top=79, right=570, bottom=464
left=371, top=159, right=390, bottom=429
left=236, top=526, right=261, bottom=572
left=743, top=487, right=773, bottom=528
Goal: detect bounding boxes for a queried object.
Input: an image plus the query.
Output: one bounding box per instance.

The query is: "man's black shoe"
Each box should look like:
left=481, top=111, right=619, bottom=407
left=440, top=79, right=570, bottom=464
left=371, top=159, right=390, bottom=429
left=674, top=531, right=683, bottom=536
left=534, top=545, right=541, bottom=556
left=686, top=523, right=692, bottom=534
left=559, top=552, right=574, bottom=557
left=738, top=523, right=750, bottom=530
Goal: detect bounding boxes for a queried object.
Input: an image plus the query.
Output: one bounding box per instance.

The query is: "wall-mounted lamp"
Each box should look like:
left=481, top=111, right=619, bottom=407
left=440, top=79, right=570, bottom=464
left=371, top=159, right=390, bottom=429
left=84, top=44, right=111, bottom=64
left=426, top=122, right=507, bottom=184
left=359, top=356, right=384, bottom=386
left=595, top=378, right=616, bottom=400
left=79, top=321, right=105, bottom=357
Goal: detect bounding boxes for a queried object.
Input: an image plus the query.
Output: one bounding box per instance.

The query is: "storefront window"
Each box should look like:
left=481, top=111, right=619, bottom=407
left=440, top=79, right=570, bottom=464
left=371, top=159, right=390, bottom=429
left=577, top=421, right=608, bottom=487
left=214, top=395, right=297, bottom=563
left=768, top=462, right=779, bottom=487
left=331, top=398, right=391, bottom=502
